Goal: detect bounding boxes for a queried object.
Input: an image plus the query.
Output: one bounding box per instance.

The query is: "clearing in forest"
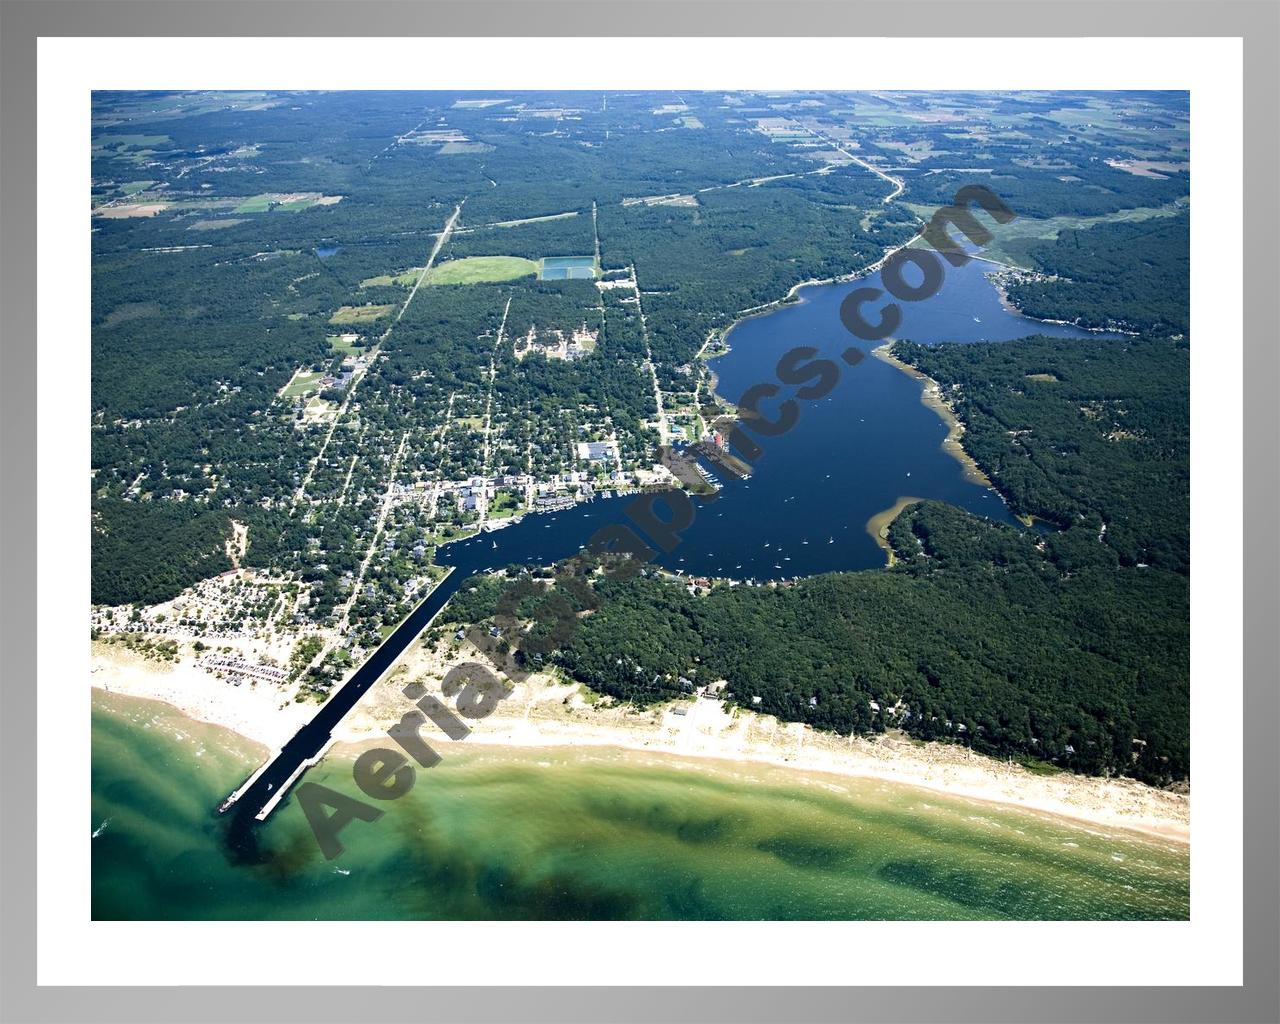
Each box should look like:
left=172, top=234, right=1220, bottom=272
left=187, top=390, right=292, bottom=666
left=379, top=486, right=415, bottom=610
left=330, top=304, right=396, bottom=325
left=279, top=370, right=325, bottom=400
left=425, top=255, right=539, bottom=285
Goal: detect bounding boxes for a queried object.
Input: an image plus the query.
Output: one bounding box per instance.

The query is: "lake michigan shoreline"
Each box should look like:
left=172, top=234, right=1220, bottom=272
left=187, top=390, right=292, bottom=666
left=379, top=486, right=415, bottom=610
left=91, top=645, right=1189, bottom=846
left=91, top=238, right=1187, bottom=855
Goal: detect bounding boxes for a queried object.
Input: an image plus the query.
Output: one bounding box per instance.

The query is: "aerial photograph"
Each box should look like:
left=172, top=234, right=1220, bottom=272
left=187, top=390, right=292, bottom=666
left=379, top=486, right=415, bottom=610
left=89, top=89, right=1191, bottom=921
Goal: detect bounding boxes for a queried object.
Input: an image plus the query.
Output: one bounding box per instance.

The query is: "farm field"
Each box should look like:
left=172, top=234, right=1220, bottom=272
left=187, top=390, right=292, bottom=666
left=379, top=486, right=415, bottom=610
left=329, top=303, right=395, bottom=325
left=360, top=267, right=426, bottom=288
left=233, top=192, right=342, bottom=214
left=425, top=255, right=539, bottom=285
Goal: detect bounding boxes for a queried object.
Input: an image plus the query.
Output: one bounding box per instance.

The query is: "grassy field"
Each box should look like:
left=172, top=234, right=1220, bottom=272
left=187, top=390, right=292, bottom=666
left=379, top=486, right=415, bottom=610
left=488, top=490, right=523, bottom=519
left=94, top=134, right=169, bottom=151
left=327, top=334, right=364, bottom=355
left=330, top=304, right=396, bottom=325
left=440, top=141, right=495, bottom=155
left=232, top=193, right=331, bottom=214
left=360, top=267, right=425, bottom=288
left=188, top=217, right=247, bottom=232
left=280, top=371, right=325, bottom=400
left=233, top=195, right=275, bottom=214
left=425, top=256, right=539, bottom=285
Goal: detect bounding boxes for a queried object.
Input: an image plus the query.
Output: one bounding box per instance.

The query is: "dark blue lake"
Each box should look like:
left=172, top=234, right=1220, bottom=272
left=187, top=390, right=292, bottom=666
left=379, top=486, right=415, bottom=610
left=223, top=252, right=1118, bottom=828
left=437, top=255, right=1109, bottom=587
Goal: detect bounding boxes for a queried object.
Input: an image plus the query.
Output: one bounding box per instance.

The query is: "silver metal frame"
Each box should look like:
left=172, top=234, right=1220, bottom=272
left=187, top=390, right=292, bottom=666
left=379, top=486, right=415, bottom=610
left=1, top=1, right=1275, bottom=1020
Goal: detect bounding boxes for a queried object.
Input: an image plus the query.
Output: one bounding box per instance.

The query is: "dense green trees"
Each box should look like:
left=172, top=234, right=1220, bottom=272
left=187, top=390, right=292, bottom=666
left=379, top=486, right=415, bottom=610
left=451, top=501, right=1188, bottom=785
left=893, top=334, right=1189, bottom=573
left=92, top=498, right=232, bottom=606
left=1004, top=214, right=1189, bottom=335
left=91, top=92, right=1191, bottom=788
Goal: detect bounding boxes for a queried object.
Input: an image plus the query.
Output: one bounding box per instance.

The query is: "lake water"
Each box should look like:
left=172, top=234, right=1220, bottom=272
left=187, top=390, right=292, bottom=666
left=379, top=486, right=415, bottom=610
left=92, top=692, right=1189, bottom=920
left=436, top=254, right=1111, bottom=585
left=92, top=258, right=1166, bottom=920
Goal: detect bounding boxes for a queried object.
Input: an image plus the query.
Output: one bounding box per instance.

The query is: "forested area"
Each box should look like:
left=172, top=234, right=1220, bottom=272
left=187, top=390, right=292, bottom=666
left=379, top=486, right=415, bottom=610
left=91, top=90, right=1190, bottom=781
left=892, top=334, right=1190, bottom=573
left=486, top=321, right=1193, bottom=775
left=89, top=91, right=916, bottom=608
left=438, top=89, right=1193, bottom=787
left=449, top=499, right=1189, bottom=784
left=599, top=173, right=916, bottom=367
left=1004, top=213, right=1190, bottom=335
left=92, top=498, right=233, bottom=606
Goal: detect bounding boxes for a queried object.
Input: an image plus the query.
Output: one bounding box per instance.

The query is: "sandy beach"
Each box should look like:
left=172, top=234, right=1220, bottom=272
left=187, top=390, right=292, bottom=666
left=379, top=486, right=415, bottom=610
left=871, top=342, right=998, bottom=490
left=91, top=635, right=1190, bottom=844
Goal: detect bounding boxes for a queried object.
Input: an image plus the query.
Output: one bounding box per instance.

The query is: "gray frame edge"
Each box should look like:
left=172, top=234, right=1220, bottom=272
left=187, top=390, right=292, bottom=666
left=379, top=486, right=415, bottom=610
left=0, top=1, right=1275, bottom=1022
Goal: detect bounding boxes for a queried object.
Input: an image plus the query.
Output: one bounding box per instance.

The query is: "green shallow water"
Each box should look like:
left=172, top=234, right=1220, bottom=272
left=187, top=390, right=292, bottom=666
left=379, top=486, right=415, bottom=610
left=92, top=692, right=1189, bottom=921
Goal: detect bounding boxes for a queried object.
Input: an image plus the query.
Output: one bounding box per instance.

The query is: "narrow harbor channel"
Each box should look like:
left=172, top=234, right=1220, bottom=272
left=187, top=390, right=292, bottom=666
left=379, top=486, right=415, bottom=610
left=222, top=256, right=1115, bottom=847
